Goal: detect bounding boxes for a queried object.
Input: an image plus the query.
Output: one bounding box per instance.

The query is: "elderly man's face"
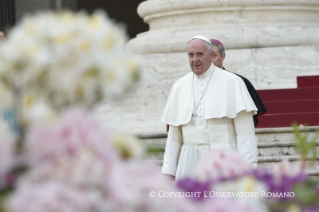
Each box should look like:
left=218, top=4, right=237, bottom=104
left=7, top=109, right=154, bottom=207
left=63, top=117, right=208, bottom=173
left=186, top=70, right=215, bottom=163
left=212, top=45, right=225, bottom=68
left=187, top=39, right=213, bottom=76
left=0, top=31, right=5, bottom=41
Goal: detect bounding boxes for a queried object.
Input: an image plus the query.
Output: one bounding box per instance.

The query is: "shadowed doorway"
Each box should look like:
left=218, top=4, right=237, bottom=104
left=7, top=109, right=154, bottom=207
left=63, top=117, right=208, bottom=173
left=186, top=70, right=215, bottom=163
left=77, top=0, right=148, bottom=39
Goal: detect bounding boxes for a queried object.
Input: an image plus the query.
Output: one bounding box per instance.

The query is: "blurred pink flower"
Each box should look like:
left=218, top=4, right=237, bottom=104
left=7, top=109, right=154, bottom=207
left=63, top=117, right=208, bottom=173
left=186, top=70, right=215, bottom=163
left=9, top=181, right=109, bottom=212
left=27, top=109, right=117, bottom=165
left=194, top=150, right=253, bottom=182
left=24, top=109, right=119, bottom=187
left=106, top=161, right=194, bottom=212
left=272, top=159, right=304, bottom=183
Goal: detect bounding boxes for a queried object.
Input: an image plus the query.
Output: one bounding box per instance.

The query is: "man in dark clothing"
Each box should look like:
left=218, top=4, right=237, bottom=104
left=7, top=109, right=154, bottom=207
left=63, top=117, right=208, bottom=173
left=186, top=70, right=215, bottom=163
left=210, top=39, right=267, bottom=126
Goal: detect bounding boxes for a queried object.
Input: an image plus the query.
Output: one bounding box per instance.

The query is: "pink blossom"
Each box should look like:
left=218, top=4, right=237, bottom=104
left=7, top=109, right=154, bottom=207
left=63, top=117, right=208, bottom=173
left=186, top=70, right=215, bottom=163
left=9, top=181, right=109, bottom=212
left=24, top=109, right=119, bottom=187
left=106, top=161, right=194, bottom=212
left=26, top=109, right=118, bottom=166
left=272, top=159, right=304, bottom=183
left=194, top=150, right=253, bottom=182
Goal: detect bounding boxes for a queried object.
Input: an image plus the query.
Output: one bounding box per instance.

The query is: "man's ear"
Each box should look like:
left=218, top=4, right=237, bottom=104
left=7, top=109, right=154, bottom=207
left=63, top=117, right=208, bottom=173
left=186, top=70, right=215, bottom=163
left=221, top=53, right=226, bottom=61
left=209, top=51, right=214, bottom=61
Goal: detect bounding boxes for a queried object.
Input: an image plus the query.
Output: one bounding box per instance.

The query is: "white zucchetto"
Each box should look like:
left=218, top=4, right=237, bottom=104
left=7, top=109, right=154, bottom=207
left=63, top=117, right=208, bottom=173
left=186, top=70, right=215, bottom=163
left=188, top=35, right=213, bottom=46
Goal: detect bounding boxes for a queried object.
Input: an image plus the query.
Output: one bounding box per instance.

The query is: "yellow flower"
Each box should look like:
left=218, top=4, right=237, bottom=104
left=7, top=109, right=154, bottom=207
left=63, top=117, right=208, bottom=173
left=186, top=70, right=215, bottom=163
left=113, top=135, right=144, bottom=160
left=102, top=32, right=117, bottom=51
left=80, top=41, right=91, bottom=52
left=243, top=176, right=255, bottom=192
left=55, top=34, right=71, bottom=44
left=89, top=16, right=100, bottom=29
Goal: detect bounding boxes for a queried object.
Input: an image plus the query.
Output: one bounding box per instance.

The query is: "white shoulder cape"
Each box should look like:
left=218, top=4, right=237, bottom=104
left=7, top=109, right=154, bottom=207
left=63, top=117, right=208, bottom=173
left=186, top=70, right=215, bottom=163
left=161, top=65, right=257, bottom=126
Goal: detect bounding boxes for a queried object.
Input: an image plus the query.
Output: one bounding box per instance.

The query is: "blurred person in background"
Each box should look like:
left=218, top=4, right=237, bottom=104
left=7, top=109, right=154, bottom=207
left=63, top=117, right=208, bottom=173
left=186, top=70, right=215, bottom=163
left=210, top=38, right=267, bottom=127
left=0, top=29, right=6, bottom=42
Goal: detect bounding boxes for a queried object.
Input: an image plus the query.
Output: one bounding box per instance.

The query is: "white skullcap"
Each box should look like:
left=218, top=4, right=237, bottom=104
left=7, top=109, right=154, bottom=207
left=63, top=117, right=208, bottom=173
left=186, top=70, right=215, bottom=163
left=188, top=35, right=212, bottom=46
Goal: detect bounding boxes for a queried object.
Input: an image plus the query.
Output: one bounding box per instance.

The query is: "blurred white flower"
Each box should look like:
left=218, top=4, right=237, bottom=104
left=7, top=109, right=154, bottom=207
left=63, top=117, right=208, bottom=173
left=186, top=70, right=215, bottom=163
left=0, top=10, right=139, bottom=123
left=0, top=82, right=13, bottom=112
left=21, top=92, right=57, bottom=126
left=212, top=176, right=269, bottom=212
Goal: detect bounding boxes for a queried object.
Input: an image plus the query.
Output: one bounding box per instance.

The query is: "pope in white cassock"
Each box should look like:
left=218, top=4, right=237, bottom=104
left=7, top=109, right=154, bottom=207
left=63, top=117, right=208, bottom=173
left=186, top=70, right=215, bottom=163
left=161, top=35, right=258, bottom=181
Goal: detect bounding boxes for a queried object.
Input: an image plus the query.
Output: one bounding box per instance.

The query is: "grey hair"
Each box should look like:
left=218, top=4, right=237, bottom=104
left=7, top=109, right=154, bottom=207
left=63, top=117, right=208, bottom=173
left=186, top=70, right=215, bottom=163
left=210, top=40, right=225, bottom=55
left=205, top=42, right=213, bottom=53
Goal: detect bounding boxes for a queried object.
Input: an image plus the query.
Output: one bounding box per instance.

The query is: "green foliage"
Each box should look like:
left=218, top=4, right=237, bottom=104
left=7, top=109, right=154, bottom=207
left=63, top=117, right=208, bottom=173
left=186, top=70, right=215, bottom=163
left=292, top=123, right=319, bottom=168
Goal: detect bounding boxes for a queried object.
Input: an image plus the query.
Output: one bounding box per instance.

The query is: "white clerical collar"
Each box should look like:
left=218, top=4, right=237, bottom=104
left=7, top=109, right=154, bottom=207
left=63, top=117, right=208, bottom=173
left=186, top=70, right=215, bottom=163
left=194, top=64, right=214, bottom=79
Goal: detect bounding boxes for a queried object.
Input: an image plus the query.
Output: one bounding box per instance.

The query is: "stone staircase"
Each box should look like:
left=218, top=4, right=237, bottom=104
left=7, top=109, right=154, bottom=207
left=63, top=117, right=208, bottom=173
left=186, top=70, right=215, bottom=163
left=139, top=126, right=319, bottom=177
left=255, top=126, right=319, bottom=176
left=257, top=75, right=319, bottom=128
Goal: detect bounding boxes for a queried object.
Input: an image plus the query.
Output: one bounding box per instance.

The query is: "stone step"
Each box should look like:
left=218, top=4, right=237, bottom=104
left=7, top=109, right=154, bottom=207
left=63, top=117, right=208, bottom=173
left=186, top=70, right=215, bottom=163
left=257, top=87, right=319, bottom=102
left=258, top=155, right=319, bottom=173
left=297, top=75, right=319, bottom=88
left=258, top=141, right=319, bottom=157
left=255, top=126, right=319, bottom=142
left=257, top=112, right=319, bottom=128
left=140, top=127, right=319, bottom=157
left=148, top=157, right=319, bottom=176
left=138, top=126, right=319, bottom=175
left=145, top=141, right=319, bottom=157
left=138, top=126, right=319, bottom=144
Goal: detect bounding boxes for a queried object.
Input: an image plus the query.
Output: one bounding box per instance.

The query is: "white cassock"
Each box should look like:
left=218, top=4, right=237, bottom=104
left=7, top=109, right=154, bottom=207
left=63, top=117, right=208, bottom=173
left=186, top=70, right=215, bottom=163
left=161, top=64, right=258, bottom=180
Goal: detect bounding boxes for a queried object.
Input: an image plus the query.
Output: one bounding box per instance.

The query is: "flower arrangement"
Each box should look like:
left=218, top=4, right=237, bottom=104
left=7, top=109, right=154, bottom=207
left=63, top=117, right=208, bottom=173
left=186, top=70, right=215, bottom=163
left=0, top=10, right=319, bottom=212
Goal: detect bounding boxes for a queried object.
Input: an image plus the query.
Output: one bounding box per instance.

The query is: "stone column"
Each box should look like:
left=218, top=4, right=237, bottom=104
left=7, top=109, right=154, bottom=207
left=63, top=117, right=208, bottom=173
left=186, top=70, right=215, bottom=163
left=95, top=0, right=319, bottom=135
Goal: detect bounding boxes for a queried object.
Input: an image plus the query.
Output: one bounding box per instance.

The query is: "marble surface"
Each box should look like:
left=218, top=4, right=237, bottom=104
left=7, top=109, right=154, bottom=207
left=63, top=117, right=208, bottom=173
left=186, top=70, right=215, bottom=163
left=135, top=45, right=319, bottom=88
left=127, top=0, right=319, bottom=54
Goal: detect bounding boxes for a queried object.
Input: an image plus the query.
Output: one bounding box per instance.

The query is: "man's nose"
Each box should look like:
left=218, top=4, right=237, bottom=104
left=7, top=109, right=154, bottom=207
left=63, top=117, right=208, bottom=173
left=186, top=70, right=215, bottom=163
left=192, top=56, right=199, bottom=62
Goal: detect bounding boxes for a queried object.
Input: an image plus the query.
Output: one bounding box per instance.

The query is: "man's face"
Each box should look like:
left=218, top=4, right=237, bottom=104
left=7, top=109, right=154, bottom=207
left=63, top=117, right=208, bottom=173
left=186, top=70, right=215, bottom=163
left=187, top=39, right=213, bottom=76
left=212, top=45, right=225, bottom=68
left=0, top=32, right=6, bottom=42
